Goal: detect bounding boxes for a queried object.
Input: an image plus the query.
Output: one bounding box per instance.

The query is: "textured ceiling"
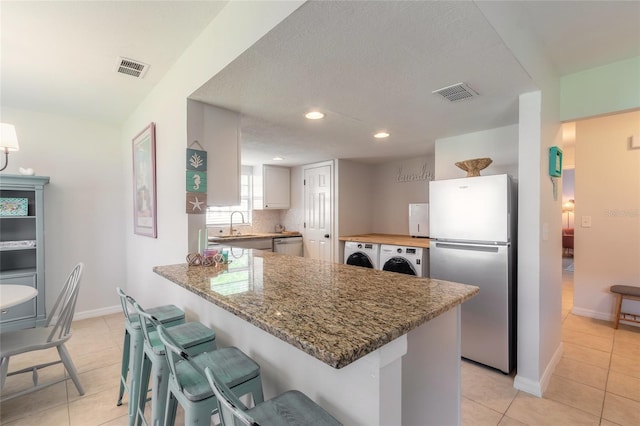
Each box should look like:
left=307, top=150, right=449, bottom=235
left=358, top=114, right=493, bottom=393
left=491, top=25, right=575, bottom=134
left=191, top=0, right=639, bottom=166
left=0, top=1, right=227, bottom=124
left=519, top=1, right=640, bottom=75
left=191, top=0, right=537, bottom=166
left=1, top=1, right=638, bottom=166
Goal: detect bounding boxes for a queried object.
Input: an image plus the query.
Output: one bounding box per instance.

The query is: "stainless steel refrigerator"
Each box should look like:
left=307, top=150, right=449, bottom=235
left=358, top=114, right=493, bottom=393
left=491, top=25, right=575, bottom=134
left=429, top=174, right=516, bottom=373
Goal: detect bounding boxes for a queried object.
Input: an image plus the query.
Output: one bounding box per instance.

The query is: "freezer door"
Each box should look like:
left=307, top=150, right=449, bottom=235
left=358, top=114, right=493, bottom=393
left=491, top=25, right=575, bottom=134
left=429, top=174, right=511, bottom=243
left=430, top=241, right=513, bottom=373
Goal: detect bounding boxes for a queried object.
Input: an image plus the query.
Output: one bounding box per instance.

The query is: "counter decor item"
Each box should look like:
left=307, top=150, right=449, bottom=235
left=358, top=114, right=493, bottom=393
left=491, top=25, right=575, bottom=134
left=132, top=123, right=157, bottom=237
left=186, top=141, right=207, bottom=214
left=0, top=197, right=28, bottom=216
left=455, top=157, right=492, bottom=177
left=186, top=252, right=229, bottom=267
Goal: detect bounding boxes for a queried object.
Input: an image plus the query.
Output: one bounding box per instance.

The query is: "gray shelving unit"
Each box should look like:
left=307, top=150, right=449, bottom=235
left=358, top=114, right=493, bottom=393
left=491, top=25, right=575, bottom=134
left=0, top=175, right=50, bottom=331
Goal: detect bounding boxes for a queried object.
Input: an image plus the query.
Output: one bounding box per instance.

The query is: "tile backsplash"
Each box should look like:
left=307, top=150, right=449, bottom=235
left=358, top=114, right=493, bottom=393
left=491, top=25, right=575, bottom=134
left=207, top=209, right=285, bottom=237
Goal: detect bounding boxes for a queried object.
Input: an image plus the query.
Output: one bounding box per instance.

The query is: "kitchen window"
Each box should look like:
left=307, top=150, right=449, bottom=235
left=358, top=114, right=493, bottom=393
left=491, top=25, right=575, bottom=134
left=206, top=166, right=252, bottom=225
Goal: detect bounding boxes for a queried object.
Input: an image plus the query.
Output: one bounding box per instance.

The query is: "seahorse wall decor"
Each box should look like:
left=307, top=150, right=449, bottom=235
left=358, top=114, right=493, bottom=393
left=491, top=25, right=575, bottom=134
left=186, top=142, right=208, bottom=214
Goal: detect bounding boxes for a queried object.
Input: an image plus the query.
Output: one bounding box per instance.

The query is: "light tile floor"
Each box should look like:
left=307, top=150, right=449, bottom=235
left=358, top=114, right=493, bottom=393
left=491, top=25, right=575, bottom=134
left=462, top=258, right=640, bottom=426
left=1, top=262, right=638, bottom=425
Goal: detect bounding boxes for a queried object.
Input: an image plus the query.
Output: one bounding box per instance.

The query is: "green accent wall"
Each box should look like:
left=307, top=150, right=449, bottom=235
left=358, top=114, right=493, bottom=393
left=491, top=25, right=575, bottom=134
left=561, top=56, right=640, bottom=121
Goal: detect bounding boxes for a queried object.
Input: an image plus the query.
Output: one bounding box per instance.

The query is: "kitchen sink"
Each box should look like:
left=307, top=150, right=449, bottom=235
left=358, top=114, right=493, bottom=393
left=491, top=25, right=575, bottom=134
left=210, top=234, right=259, bottom=239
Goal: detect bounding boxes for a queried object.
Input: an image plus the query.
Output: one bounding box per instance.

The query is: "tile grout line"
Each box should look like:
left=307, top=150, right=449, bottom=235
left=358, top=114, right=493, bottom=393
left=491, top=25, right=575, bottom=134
left=599, top=328, right=615, bottom=424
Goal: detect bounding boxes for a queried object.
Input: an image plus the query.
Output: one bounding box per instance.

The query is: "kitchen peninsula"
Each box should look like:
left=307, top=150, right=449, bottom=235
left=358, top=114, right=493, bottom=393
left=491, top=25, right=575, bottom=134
left=154, top=249, right=478, bottom=425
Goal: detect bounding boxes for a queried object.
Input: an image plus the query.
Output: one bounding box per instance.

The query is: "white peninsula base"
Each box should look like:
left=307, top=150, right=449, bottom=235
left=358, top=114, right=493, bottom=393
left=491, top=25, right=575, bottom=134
left=163, top=279, right=462, bottom=425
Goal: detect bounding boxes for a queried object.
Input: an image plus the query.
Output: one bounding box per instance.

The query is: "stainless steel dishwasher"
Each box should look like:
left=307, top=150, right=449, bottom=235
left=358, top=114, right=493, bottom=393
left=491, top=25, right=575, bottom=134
left=273, top=236, right=303, bottom=256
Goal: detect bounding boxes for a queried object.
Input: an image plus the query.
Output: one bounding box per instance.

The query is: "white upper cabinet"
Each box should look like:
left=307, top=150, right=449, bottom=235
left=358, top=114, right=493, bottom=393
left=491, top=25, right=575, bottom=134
left=254, top=165, right=290, bottom=209
left=187, top=100, right=240, bottom=206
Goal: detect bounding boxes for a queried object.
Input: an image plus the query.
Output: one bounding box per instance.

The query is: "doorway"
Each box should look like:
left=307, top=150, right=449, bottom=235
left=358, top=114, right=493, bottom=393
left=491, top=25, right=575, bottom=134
left=303, top=161, right=334, bottom=262
left=562, top=169, right=575, bottom=264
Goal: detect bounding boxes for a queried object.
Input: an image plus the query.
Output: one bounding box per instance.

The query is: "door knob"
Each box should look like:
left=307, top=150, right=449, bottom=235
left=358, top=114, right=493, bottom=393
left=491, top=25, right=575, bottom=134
left=324, top=234, right=330, bottom=238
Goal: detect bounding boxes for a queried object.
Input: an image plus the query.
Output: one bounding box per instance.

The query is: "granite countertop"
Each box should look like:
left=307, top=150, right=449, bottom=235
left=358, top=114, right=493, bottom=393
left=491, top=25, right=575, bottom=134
left=339, top=233, right=431, bottom=248
left=209, top=231, right=301, bottom=243
left=154, top=250, right=478, bottom=368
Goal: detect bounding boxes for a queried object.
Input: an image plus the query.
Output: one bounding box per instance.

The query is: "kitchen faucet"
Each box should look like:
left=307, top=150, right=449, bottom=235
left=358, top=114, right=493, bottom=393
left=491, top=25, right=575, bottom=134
left=229, top=211, right=245, bottom=236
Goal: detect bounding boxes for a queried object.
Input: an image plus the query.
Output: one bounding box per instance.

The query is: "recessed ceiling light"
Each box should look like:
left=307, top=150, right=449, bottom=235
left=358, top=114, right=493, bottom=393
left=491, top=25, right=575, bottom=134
left=272, top=157, right=284, bottom=161
left=374, top=131, right=390, bottom=139
left=305, top=111, right=325, bottom=120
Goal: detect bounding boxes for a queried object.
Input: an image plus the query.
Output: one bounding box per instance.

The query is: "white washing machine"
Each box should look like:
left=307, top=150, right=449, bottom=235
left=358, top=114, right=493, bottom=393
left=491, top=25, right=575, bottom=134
left=344, top=241, right=380, bottom=269
left=379, top=244, right=429, bottom=277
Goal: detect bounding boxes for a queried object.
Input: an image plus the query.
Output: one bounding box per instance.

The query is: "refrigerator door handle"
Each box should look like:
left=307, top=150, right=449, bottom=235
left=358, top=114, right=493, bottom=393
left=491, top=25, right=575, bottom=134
left=434, top=242, right=502, bottom=253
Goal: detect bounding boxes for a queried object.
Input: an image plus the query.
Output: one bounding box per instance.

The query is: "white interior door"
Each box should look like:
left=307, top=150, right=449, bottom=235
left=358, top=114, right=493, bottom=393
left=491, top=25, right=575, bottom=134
left=304, top=163, right=333, bottom=262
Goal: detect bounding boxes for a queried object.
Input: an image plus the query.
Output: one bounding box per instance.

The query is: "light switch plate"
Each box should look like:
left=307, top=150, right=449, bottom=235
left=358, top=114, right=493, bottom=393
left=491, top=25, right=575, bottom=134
left=581, top=216, right=592, bottom=228
left=631, top=134, right=640, bottom=149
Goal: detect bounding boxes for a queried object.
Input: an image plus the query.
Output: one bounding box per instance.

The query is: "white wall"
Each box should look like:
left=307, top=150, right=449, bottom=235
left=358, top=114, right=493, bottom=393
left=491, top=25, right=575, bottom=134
left=562, top=144, right=576, bottom=169
left=561, top=56, right=640, bottom=121
left=573, top=111, right=640, bottom=321
left=0, top=107, right=125, bottom=317
left=469, top=1, right=564, bottom=397
left=371, top=156, right=434, bottom=235
left=336, top=159, right=374, bottom=236
left=335, top=159, right=374, bottom=261
left=435, top=125, right=518, bottom=180
left=121, top=1, right=304, bottom=309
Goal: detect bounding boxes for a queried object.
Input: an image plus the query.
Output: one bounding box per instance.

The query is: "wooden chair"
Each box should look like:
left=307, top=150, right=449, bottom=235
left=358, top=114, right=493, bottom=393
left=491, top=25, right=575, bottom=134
left=1, top=263, right=84, bottom=402
left=204, top=366, right=342, bottom=425
left=610, top=285, right=640, bottom=329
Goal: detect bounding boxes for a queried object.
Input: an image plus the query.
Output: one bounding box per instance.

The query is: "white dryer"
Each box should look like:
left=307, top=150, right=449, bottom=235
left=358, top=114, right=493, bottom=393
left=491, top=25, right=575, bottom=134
left=379, top=244, right=429, bottom=277
left=344, top=241, right=380, bottom=269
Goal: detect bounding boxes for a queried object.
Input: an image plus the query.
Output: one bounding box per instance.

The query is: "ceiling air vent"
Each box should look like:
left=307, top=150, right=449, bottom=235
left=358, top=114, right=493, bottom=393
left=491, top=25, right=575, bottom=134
left=432, top=82, right=478, bottom=102
left=116, top=57, right=149, bottom=78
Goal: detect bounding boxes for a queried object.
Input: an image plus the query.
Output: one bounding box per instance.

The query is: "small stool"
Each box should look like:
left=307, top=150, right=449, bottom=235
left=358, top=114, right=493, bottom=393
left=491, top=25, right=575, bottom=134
left=610, top=285, right=640, bottom=329
left=156, top=325, right=265, bottom=426
left=204, top=366, right=342, bottom=425
left=133, top=301, right=217, bottom=426
left=116, top=288, right=186, bottom=426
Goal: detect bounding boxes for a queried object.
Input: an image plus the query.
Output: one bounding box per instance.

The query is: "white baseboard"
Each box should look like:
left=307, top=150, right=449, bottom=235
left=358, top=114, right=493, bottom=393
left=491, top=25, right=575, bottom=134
left=539, top=342, right=563, bottom=394
left=572, top=306, right=640, bottom=328
left=571, top=306, right=612, bottom=321
left=513, top=374, right=542, bottom=397
left=73, top=305, right=121, bottom=321
left=513, top=342, right=563, bottom=397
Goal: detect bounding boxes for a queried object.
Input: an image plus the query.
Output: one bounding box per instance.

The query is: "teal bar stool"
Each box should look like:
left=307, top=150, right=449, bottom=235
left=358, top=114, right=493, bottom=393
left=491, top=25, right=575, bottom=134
left=156, top=325, right=265, bottom=426
left=132, top=301, right=217, bottom=426
left=204, top=366, right=342, bottom=425
left=116, top=288, right=186, bottom=426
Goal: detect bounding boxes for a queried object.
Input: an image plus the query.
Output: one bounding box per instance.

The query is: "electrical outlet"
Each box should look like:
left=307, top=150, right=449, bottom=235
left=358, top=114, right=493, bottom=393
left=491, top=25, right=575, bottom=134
left=581, top=216, right=592, bottom=228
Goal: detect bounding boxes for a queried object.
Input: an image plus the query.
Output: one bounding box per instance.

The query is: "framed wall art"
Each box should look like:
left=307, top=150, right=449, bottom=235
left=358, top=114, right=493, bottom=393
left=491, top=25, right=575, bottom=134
left=132, top=123, right=157, bottom=237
